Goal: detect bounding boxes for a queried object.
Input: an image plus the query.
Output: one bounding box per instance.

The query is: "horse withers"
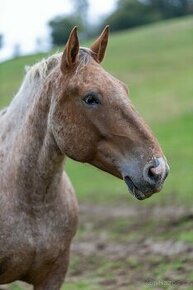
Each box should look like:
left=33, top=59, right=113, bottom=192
left=0, top=26, right=169, bottom=289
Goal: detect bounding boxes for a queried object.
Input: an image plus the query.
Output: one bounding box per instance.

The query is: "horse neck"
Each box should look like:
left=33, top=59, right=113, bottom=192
left=3, top=69, right=65, bottom=199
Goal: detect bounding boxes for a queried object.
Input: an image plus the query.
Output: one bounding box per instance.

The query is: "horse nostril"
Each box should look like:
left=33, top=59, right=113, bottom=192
left=144, top=157, right=165, bottom=186
left=143, top=157, right=169, bottom=191
left=148, top=166, right=161, bottom=182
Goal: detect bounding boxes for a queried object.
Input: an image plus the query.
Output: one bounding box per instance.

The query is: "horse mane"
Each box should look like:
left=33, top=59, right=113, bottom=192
left=24, top=53, right=62, bottom=83
left=4, top=48, right=93, bottom=117
left=24, top=48, right=93, bottom=84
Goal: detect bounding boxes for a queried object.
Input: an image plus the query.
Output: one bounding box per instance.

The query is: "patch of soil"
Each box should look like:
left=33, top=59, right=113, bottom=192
left=68, top=203, right=193, bottom=289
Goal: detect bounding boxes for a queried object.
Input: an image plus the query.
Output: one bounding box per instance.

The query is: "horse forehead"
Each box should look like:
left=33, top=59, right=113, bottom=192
left=81, top=64, right=127, bottom=93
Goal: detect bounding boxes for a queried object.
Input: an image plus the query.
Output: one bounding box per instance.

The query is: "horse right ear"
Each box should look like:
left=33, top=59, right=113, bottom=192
left=61, top=27, right=79, bottom=72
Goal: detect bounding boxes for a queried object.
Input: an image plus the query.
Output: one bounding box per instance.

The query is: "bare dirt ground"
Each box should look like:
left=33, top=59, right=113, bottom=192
left=3, top=202, right=193, bottom=290
left=68, top=203, right=193, bottom=290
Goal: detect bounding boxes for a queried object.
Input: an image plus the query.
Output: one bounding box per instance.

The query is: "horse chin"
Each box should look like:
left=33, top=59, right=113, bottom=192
left=123, top=176, right=152, bottom=200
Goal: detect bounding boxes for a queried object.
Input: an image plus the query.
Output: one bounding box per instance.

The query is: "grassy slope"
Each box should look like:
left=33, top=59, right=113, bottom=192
left=1, top=16, right=193, bottom=290
left=1, top=16, right=193, bottom=205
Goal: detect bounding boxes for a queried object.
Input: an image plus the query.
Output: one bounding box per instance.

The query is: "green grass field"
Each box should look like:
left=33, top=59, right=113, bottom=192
left=1, top=16, right=193, bottom=290
left=1, top=16, right=193, bottom=205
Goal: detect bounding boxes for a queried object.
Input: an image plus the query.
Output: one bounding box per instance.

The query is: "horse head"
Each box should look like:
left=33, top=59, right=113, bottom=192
left=51, top=26, right=169, bottom=200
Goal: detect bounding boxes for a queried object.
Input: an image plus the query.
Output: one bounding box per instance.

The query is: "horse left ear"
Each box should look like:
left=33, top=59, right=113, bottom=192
left=90, top=25, right=109, bottom=63
left=61, top=26, right=79, bottom=72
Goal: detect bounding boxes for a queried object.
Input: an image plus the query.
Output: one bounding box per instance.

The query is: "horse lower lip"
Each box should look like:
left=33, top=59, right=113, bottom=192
left=124, top=176, right=135, bottom=191
left=124, top=176, right=146, bottom=200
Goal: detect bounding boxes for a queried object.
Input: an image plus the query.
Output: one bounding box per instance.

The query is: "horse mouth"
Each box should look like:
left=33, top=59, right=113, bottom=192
left=124, top=176, right=151, bottom=200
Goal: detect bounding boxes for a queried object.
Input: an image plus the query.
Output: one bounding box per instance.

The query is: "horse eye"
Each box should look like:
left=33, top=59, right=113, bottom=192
left=83, top=94, right=100, bottom=106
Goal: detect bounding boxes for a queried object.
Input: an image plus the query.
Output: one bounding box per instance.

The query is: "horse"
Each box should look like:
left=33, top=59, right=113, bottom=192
left=0, top=26, right=169, bottom=289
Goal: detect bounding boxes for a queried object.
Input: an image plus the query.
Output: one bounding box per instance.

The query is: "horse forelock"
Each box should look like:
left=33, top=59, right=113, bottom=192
left=73, top=48, right=94, bottom=76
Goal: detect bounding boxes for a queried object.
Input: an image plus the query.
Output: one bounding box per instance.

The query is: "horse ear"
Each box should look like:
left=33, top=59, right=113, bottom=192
left=90, top=25, right=109, bottom=63
left=61, top=26, right=79, bottom=72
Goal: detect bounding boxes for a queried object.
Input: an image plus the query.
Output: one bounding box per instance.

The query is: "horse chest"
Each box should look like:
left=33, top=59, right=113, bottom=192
left=0, top=200, right=73, bottom=283
left=0, top=201, right=35, bottom=282
left=33, top=207, right=70, bottom=247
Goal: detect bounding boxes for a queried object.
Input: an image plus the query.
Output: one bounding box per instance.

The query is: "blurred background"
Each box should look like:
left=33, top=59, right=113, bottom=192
left=0, top=0, right=193, bottom=289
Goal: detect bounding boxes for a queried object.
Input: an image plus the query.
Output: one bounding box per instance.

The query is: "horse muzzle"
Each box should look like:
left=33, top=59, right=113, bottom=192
left=122, top=157, right=170, bottom=200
